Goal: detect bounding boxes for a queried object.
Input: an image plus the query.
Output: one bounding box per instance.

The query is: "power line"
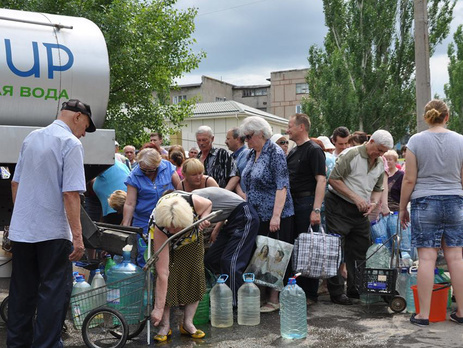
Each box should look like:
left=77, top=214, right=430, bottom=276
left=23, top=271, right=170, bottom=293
left=197, top=0, right=273, bottom=16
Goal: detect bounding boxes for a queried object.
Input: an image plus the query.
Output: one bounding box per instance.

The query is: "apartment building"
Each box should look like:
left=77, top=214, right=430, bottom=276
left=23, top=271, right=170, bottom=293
left=170, top=68, right=309, bottom=120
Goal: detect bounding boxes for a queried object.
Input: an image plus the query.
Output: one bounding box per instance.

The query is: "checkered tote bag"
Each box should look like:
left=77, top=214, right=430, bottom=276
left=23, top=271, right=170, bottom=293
left=293, top=226, right=341, bottom=279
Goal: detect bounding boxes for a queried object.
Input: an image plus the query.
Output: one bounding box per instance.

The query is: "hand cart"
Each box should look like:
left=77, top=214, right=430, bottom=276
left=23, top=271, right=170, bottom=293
left=71, top=210, right=222, bottom=348
left=355, top=229, right=407, bottom=313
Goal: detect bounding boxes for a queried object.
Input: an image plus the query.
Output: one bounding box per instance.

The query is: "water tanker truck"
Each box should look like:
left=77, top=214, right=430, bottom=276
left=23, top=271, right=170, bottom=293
left=0, top=8, right=115, bottom=229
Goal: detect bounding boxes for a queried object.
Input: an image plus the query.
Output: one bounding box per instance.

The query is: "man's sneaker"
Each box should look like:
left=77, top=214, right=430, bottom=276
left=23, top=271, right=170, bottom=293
left=410, top=313, right=429, bottom=327
left=450, top=311, right=463, bottom=324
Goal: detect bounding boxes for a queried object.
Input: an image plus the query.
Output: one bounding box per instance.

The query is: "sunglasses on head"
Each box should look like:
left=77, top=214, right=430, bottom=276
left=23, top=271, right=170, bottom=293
left=278, top=140, right=289, bottom=145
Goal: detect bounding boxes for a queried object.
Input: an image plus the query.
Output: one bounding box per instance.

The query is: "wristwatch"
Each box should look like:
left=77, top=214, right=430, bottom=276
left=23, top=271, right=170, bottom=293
left=313, top=208, right=321, bottom=214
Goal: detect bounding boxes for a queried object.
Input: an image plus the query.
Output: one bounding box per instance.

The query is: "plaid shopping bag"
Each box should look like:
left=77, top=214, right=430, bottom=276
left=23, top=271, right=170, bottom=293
left=293, top=226, right=341, bottom=279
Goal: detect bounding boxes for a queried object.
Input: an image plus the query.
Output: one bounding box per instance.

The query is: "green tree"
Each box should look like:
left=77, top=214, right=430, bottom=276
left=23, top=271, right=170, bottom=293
left=303, top=0, right=455, bottom=142
left=445, top=25, right=463, bottom=133
left=1, top=0, right=204, bottom=148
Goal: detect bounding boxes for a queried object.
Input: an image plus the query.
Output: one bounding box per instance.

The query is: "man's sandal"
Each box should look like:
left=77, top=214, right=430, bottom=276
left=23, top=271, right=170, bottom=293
left=260, top=302, right=280, bottom=313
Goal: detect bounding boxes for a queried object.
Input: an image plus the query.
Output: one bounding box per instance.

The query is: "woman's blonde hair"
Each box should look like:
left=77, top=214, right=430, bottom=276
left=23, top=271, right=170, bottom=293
left=424, top=99, right=449, bottom=125
left=155, top=194, right=193, bottom=229
left=108, top=190, right=127, bottom=213
left=137, top=148, right=161, bottom=168
left=182, top=158, right=204, bottom=176
left=384, top=149, right=398, bottom=162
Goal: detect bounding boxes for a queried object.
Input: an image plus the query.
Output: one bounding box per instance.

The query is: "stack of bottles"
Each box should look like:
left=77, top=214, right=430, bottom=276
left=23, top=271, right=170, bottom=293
left=361, top=238, right=390, bottom=304
left=237, top=273, right=260, bottom=326
left=210, top=274, right=233, bottom=328
left=280, top=276, right=307, bottom=339
left=370, top=221, right=388, bottom=250
left=107, top=246, right=144, bottom=324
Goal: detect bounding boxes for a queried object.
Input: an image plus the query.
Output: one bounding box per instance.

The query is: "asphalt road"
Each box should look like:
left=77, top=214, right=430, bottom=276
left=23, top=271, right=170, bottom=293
left=1, top=289, right=461, bottom=348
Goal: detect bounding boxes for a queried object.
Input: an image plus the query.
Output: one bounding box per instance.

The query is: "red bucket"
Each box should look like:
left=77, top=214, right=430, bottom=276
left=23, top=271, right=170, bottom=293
left=411, top=283, right=450, bottom=322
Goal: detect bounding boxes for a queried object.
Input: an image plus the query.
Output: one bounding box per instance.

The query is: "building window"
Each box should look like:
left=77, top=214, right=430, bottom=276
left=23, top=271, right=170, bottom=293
left=255, top=88, right=267, bottom=96
left=296, top=105, right=302, bottom=113
left=173, top=95, right=187, bottom=104
left=296, top=83, right=309, bottom=94
left=215, top=97, right=226, bottom=102
left=242, top=88, right=267, bottom=97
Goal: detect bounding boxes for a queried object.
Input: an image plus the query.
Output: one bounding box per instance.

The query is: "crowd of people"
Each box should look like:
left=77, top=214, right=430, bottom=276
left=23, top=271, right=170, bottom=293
left=7, top=98, right=463, bottom=346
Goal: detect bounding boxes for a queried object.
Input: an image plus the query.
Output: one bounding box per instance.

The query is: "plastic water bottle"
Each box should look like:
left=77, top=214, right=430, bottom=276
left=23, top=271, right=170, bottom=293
left=107, top=247, right=144, bottom=324
left=366, top=238, right=390, bottom=268
left=193, top=291, right=210, bottom=325
left=386, top=212, right=399, bottom=250
left=91, top=269, right=107, bottom=309
left=113, top=254, right=123, bottom=264
left=210, top=274, right=233, bottom=328
left=370, top=221, right=387, bottom=249
left=71, top=275, right=92, bottom=329
left=238, top=273, right=260, bottom=326
left=406, top=267, right=418, bottom=313
left=280, top=277, right=307, bottom=339
left=104, top=254, right=117, bottom=279
left=396, top=267, right=409, bottom=299
left=73, top=271, right=79, bottom=285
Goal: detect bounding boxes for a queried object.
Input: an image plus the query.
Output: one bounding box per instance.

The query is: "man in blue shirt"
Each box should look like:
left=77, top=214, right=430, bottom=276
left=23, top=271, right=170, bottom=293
left=225, top=127, right=249, bottom=197
left=7, top=99, right=95, bottom=348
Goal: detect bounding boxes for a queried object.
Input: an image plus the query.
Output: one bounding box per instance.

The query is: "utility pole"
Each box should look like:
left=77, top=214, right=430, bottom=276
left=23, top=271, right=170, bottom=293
left=414, top=0, right=431, bottom=132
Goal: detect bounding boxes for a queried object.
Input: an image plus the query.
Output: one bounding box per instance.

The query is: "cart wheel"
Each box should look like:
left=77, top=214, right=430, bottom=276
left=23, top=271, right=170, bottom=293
left=82, top=307, right=128, bottom=348
left=110, top=317, right=147, bottom=340
left=389, top=296, right=406, bottom=313
left=0, top=296, right=8, bottom=323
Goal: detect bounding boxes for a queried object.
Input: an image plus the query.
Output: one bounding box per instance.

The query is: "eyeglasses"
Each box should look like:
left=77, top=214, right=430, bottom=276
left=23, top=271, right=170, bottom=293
left=278, top=141, right=289, bottom=145
left=245, top=133, right=254, bottom=140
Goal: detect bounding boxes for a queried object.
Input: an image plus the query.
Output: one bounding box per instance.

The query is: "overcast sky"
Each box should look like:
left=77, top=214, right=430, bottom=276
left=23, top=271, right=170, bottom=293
left=175, top=0, right=463, bottom=97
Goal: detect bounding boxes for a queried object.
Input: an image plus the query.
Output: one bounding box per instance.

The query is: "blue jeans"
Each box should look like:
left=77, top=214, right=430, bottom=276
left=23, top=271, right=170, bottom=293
left=292, top=195, right=320, bottom=301
left=411, top=195, right=463, bottom=248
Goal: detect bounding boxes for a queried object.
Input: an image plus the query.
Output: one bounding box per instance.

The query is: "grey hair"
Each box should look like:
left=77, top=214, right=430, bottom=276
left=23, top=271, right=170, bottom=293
left=229, top=127, right=245, bottom=143
left=239, top=116, right=272, bottom=140
left=196, top=125, right=214, bottom=137
left=370, top=130, right=394, bottom=149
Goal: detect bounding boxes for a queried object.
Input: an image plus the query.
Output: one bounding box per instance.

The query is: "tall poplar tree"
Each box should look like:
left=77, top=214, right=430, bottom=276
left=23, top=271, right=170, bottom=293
left=303, top=0, right=455, bottom=141
left=445, top=25, right=463, bottom=133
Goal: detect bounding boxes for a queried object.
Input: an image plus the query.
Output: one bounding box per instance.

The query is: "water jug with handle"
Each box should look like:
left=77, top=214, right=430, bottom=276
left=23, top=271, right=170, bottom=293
left=237, top=273, right=260, bottom=326
left=210, top=274, right=233, bottom=328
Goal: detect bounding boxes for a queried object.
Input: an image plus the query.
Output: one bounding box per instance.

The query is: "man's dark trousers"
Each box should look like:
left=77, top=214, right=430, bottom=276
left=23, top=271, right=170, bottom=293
left=7, top=240, right=73, bottom=348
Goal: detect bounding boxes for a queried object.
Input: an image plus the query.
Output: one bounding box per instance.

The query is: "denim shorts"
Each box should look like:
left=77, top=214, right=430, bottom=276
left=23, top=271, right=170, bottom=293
left=410, top=195, right=463, bottom=248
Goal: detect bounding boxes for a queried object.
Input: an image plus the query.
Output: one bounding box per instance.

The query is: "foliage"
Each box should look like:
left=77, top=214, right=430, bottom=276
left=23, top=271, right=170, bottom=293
left=303, top=0, right=455, bottom=142
left=445, top=25, right=463, bottom=133
left=1, top=0, right=204, bottom=148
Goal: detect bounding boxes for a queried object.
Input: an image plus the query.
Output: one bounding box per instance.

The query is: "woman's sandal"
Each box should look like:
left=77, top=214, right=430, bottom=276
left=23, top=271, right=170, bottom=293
left=260, top=302, right=280, bottom=313
left=153, top=329, right=172, bottom=343
left=180, top=325, right=206, bottom=339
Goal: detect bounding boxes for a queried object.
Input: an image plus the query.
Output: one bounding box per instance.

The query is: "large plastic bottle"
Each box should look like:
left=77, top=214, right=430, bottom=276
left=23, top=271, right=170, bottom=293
left=366, top=238, right=390, bottom=269
left=71, top=275, right=92, bottom=329
left=406, top=267, right=418, bottom=313
left=370, top=221, right=387, bottom=250
left=91, top=269, right=107, bottom=309
left=106, top=246, right=144, bottom=324
left=280, top=277, right=307, bottom=339
left=386, top=212, right=399, bottom=250
left=210, top=274, right=233, bottom=328
left=396, top=267, right=409, bottom=300
left=238, top=273, right=260, bottom=326
left=104, top=254, right=117, bottom=279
